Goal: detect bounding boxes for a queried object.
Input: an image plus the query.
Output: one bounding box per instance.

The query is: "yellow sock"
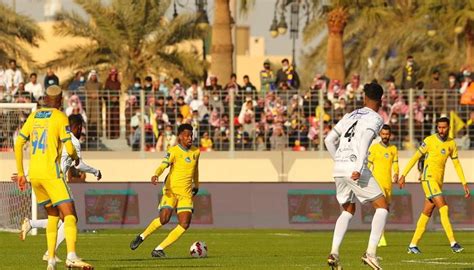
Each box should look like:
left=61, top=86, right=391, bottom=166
left=410, top=213, right=430, bottom=246
left=64, top=215, right=77, bottom=254
left=158, top=225, right=186, bottom=250
left=439, top=205, right=456, bottom=244
left=141, top=218, right=162, bottom=239
left=378, top=233, right=387, bottom=246
left=46, top=216, right=60, bottom=260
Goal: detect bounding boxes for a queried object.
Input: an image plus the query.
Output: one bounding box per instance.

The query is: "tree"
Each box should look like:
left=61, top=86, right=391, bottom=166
left=0, top=2, right=43, bottom=68
left=210, top=0, right=233, bottom=83
left=47, top=0, right=206, bottom=88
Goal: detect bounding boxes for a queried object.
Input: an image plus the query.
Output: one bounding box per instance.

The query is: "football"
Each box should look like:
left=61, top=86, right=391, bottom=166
left=190, top=241, right=208, bottom=258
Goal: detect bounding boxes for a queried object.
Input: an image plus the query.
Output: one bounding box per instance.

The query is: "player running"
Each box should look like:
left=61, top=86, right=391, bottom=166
left=324, top=82, right=388, bottom=270
left=399, top=117, right=470, bottom=254
left=18, top=114, right=102, bottom=262
left=130, top=123, right=200, bottom=258
left=367, top=124, right=399, bottom=247
left=14, top=86, right=93, bottom=270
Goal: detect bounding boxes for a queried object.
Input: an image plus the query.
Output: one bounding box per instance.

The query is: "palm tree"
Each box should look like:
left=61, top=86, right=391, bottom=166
left=0, top=2, right=43, bottom=68
left=47, top=0, right=206, bottom=88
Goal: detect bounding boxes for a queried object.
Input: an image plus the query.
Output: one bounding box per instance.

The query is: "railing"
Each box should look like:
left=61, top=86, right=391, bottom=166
left=0, top=87, right=473, bottom=152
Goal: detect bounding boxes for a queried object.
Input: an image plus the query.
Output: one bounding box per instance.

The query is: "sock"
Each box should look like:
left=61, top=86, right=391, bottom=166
left=410, top=213, right=430, bottom=247
left=141, top=218, right=162, bottom=239
left=367, top=208, right=388, bottom=256
left=157, top=225, right=187, bottom=250
left=46, top=216, right=60, bottom=260
left=56, top=221, right=65, bottom=251
left=30, top=219, right=48, bottom=228
left=379, top=232, right=387, bottom=245
left=330, top=211, right=353, bottom=255
left=439, top=205, right=456, bottom=245
left=64, top=215, right=77, bottom=259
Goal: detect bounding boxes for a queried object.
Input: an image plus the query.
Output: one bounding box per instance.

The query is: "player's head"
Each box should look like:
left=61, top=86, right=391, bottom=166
left=436, top=117, right=450, bottom=140
left=177, top=123, right=193, bottom=148
left=44, top=85, right=63, bottom=109
left=363, top=82, right=383, bottom=111
left=380, top=124, right=391, bottom=144
left=68, top=114, right=83, bottom=139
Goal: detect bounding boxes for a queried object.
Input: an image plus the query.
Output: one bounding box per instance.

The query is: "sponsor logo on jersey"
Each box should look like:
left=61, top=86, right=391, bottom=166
left=384, top=153, right=389, bottom=158
left=185, top=157, right=191, bottom=163
left=35, top=111, right=52, bottom=119
left=441, top=148, right=446, bottom=155
left=349, top=154, right=357, bottom=162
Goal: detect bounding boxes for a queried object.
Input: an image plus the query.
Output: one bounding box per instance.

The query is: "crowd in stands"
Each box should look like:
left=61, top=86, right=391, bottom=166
left=1, top=56, right=474, bottom=152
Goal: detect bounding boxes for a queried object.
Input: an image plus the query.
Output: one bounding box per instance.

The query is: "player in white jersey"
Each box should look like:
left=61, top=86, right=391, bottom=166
left=324, top=83, right=388, bottom=270
left=17, top=114, right=101, bottom=262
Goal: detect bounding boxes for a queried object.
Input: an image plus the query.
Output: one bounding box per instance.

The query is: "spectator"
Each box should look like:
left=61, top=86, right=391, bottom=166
left=65, top=95, right=87, bottom=123
left=427, top=69, right=447, bottom=115
left=235, top=125, right=251, bottom=150
left=0, top=64, right=5, bottom=88
left=170, top=78, right=186, bottom=100
left=189, top=92, right=204, bottom=115
left=460, top=71, right=474, bottom=106
left=275, top=58, right=300, bottom=90
left=144, top=76, right=153, bottom=91
left=68, top=70, right=86, bottom=91
left=238, top=99, right=256, bottom=137
left=400, top=55, right=419, bottom=89
left=186, top=79, right=204, bottom=103
left=200, top=131, right=213, bottom=151
left=327, top=79, right=345, bottom=104
left=260, top=59, right=276, bottom=93
left=85, top=70, right=102, bottom=141
left=206, top=75, right=223, bottom=92
left=24, top=73, right=44, bottom=102
left=177, top=96, right=191, bottom=120
left=44, top=68, right=59, bottom=89
left=0, top=85, right=9, bottom=102
left=130, top=77, right=142, bottom=103
left=130, top=106, right=150, bottom=151
left=270, top=125, right=287, bottom=150
left=157, top=125, right=176, bottom=151
left=13, top=82, right=32, bottom=103
left=165, top=96, right=177, bottom=124
left=255, top=135, right=266, bottom=151
left=158, top=75, right=169, bottom=97
left=345, top=73, right=363, bottom=104
left=5, top=59, right=23, bottom=94
left=198, top=95, right=211, bottom=122
left=242, top=75, right=257, bottom=95
left=292, top=139, right=306, bottom=151
left=104, top=68, right=121, bottom=139
left=125, top=95, right=138, bottom=145
left=447, top=72, right=460, bottom=91
left=210, top=91, right=225, bottom=115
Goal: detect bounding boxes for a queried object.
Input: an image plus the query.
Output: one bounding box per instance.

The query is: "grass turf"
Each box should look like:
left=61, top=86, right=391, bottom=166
left=1, top=229, right=473, bottom=269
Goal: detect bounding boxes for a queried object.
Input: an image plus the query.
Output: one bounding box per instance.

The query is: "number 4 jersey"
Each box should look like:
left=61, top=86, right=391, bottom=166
left=331, top=107, right=384, bottom=177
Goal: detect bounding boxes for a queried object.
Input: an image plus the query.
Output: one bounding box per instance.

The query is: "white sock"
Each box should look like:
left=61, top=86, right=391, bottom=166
left=330, top=211, right=353, bottom=255
left=67, top=252, right=78, bottom=260
left=367, top=208, right=389, bottom=256
left=154, top=245, right=163, bottom=251
left=56, top=221, right=65, bottom=250
left=30, top=219, right=48, bottom=228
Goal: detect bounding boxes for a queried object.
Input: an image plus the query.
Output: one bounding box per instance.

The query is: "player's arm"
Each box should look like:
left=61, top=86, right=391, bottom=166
left=450, top=143, right=470, bottom=198
left=352, top=128, right=377, bottom=180
left=192, top=153, right=200, bottom=196
left=151, top=151, right=174, bottom=185
left=392, top=147, right=399, bottom=183
left=72, top=138, right=101, bottom=180
left=59, top=114, right=79, bottom=163
left=399, top=140, right=428, bottom=188
left=14, top=116, right=32, bottom=191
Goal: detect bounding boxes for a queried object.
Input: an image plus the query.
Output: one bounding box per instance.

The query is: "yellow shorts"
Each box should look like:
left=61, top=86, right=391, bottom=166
left=380, top=186, right=392, bottom=204
left=421, top=180, right=443, bottom=199
left=159, top=191, right=193, bottom=214
left=31, top=178, right=73, bottom=207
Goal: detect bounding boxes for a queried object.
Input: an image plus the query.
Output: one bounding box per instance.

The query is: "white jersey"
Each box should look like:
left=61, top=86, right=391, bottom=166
left=331, top=107, right=383, bottom=177
left=61, top=134, right=99, bottom=178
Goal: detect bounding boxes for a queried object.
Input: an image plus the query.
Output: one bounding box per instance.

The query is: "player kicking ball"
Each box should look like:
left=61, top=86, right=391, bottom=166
left=399, top=117, right=470, bottom=254
left=17, top=114, right=102, bottom=262
left=367, top=124, right=399, bottom=247
left=324, top=83, right=388, bottom=270
left=130, top=123, right=200, bottom=258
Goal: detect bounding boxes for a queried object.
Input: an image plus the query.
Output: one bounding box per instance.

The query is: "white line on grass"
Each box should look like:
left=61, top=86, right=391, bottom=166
left=402, top=259, right=474, bottom=266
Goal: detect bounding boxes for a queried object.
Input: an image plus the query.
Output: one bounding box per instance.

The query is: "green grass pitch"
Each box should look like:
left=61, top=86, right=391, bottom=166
left=1, top=229, right=473, bottom=269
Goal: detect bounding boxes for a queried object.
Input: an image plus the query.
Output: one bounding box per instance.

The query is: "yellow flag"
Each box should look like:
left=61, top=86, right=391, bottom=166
left=449, top=111, right=465, bottom=138
left=149, top=107, right=159, bottom=138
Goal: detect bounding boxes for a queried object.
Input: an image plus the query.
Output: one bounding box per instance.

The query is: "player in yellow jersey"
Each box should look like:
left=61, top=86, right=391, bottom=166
left=130, top=123, right=200, bottom=258
left=399, top=117, right=470, bottom=254
left=368, top=124, right=399, bottom=247
left=14, top=86, right=93, bottom=270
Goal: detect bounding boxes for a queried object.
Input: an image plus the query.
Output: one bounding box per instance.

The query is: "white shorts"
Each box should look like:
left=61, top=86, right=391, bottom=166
left=334, top=171, right=383, bottom=205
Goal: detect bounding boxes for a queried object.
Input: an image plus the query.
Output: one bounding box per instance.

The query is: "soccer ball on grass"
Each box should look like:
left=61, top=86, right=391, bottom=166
left=190, top=241, right=207, bottom=258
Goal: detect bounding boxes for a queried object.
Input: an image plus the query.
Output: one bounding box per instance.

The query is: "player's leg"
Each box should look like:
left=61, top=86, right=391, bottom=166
left=408, top=199, right=434, bottom=253
left=431, top=195, right=463, bottom=252
left=378, top=188, right=391, bottom=248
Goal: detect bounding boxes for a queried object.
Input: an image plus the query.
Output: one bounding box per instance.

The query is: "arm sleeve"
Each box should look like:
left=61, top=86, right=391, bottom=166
left=324, top=129, right=339, bottom=159
left=402, top=140, right=428, bottom=176
left=451, top=143, right=467, bottom=186
left=14, top=117, right=32, bottom=176
left=393, top=147, right=399, bottom=175
left=75, top=160, right=99, bottom=176
left=193, top=152, right=200, bottom=188
left=154, top=151, right=174, bottom=177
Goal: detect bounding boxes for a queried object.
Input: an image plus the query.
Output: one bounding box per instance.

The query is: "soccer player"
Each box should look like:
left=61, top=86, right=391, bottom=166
left=399, top=117, right=470, bottom=254
left=18, top=114, right=102, bottom=262
left=367, top=124, right=399, bottom=247
left=130, top=123, right=200, bottom=258
left=324, top=82, right=388, bottom=270
left=14, top=86, right=93, bottom=270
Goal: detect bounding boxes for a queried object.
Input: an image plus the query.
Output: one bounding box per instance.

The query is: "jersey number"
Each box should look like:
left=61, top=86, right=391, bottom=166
left=32, top=130, right=47, bottom=154
left=344, top=121, right=358, bottom=142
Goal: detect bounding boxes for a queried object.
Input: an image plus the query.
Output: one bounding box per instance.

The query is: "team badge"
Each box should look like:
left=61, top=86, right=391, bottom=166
left=349, top=154, right=357, bottom=162
left=384, top=153, right=389, bottom=158
left=441, top=149, right=446, bottom=155
left=185, top=157, right=191, bottom=163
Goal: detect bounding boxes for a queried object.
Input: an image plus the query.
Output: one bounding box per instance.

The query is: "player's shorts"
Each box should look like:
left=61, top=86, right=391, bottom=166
left=334, top=171, right=384, bottom=205
left=379, top=186, right=392, bottom=204
left=421, top=180, right=443, bottom=200
left=159, top=191, right=193, bottom=214
left=30, top=178, right=74, bottom=207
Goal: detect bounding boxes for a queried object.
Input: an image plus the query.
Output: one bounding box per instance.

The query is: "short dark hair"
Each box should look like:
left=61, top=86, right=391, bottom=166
left=178, top=123, right=193, bottom=135
left=9, top=59, right=16, bottom=65
left=173, top=78, right=181, bottom=85
left=363, top=82, right=384, bottom=101
left=30, top=73, right=37, bottom=78
left=436, top=117, right=450, bottom=126
left=381, top=124, right=391, bottom=132
left=191, top=79, right=198, bottom=85
left=281, top=58, right=289, bottom=64
left=243, top=75, right=249, bottom=80
left=68, top=114, right=84, bottom=127
left=231, top=73, right=237, bottom=79
left=145, top=76, right=152, bottom=82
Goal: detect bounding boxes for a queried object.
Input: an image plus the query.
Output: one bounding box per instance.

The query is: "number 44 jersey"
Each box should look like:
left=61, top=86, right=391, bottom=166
left=331, top=107, right=384, bottom=177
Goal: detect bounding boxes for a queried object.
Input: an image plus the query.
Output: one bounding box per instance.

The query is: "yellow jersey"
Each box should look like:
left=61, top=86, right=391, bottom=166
left=368, top=142, right=399, bottom=188
left=15, top=108, right=78, bottom=180
left=402, top=134, right=466, bottom=185
left=155, top=144, right=200, bottom=196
